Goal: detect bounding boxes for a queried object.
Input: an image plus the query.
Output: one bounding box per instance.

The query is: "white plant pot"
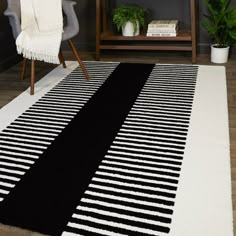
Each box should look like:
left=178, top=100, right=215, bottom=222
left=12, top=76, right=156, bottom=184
left=211, top=44, right=230, bottom=64
left=122, top=21, right=140, bottom=36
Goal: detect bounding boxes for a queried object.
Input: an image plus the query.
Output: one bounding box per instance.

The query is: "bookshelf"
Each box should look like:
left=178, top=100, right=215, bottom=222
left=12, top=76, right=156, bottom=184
left=95, top=0, right=197, bottom=63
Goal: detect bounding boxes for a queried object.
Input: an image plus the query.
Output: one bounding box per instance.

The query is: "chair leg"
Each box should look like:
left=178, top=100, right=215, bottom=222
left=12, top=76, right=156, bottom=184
left=67, top=39, right=90, bottom=80
left=59, top=49, right=66, bottom=68
left=30, top=60, right=35, bottom=95
left=21, top=57, right=27, bottom=80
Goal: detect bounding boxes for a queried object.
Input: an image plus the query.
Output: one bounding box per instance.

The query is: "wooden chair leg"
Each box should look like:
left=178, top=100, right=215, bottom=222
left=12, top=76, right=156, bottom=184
left=68, top=39, right=90, bottom=80
left=21, top=57, right=27, bottom=80
left=59, top=49, right=66, bottom=68
left=30, top=60, right=35, bottom=95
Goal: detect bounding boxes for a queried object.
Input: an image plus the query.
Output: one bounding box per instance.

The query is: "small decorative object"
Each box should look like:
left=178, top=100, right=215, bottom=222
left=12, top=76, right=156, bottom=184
left=112, top=4, right=149, bottom=36
left=202, top=0, right=236, bottom=63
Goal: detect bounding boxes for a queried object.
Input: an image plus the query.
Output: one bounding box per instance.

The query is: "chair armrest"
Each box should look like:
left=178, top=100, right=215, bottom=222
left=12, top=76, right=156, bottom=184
left=4, top=5, right=21, bottom=39
left=62, top=0, right=79, bottom=41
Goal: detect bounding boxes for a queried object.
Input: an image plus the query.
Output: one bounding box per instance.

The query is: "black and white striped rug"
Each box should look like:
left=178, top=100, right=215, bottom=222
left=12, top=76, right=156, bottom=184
left=0, top=61, right=233, bottom=236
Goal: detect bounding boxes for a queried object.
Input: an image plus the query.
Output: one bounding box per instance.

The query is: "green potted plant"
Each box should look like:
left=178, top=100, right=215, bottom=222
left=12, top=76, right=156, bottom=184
left=112, top=4, right=149, bottom=36
left=202, top=0, right=236, bottom=63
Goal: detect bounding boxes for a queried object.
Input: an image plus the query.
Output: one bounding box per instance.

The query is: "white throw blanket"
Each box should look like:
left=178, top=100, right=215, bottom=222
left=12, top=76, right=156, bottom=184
left=16, top=0, right=63, bottom=64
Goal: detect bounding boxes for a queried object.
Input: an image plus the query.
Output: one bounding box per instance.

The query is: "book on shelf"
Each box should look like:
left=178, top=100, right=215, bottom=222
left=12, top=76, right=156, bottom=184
left=147, top=28, right=177, bottom=33
left=146, top=32, right=177, bottom=37
left=148, top=20, right=178, bottom=28
left=147, top=25, right=178, bottom=33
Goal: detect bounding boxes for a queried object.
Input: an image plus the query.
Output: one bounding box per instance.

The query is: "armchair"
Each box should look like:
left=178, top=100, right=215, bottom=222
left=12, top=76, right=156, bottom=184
left=4, top=0, right=90, bottom=95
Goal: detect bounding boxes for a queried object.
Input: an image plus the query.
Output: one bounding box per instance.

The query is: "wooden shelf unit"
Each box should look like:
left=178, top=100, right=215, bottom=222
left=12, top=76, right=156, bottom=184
left=96, top=0, right=197, bottom=63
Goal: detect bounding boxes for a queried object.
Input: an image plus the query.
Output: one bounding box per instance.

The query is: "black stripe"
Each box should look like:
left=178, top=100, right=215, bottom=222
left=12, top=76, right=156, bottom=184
left=0, top=63, right=154, bottom=236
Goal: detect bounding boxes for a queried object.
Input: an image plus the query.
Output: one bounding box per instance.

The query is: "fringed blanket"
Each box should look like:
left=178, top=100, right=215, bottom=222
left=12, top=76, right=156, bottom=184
left=16, top=0, right=63, bottom=64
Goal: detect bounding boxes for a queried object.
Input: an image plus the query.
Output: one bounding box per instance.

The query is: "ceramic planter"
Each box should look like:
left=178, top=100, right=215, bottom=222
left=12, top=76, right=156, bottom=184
left=211, top=44, right=230, bottom=63
left=122, top=21, right=140, bottom=36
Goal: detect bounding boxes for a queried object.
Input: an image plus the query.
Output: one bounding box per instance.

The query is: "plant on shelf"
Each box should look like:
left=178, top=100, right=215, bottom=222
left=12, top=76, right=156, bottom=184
left=201, top=0, right=236, bottom=63
left=112, top=4, right=149, bottom=36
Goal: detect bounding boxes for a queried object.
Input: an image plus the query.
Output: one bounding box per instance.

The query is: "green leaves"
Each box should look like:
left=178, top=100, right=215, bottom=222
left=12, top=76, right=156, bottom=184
left=112, top=5, right=149, bottom=35
left=202, top=0, right=236, bottom=47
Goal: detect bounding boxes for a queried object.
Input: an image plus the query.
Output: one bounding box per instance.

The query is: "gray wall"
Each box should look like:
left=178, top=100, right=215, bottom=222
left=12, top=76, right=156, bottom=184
left=65, top=0, right=236, bottom=53
left=1, top=0, right=236, bottom=55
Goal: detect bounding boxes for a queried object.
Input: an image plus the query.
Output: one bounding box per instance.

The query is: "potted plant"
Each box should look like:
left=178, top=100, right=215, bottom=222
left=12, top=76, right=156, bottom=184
left=202, top=0, right=236, bottom=63
left=112, top=4, right=149, bottom=36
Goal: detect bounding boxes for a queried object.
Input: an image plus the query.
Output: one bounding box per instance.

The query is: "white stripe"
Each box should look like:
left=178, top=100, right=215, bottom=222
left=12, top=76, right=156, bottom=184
left=0, top=167, right=25, bottom=175
left=43, top=91, right=91, bottom=98
left=133, top=104, right=191, bottom=113
left=5, top=127, right=58, bottom=137
left=135, top=96, right=191, bottom=103
left=135, top=90, right=193, bottom=97
left=0, top=156, right=35, bottom=164
left=109, top=145, right=182, bottom=159
left=0, top=150, right=39, bottom=159
left=124, top=120, right=187, bottom=131
left=95, top=170, right=177, bottom=187
left=138, top=93, right=193, bottom=101
left=116, top=132, right=185, bottom=145
left=24, top=110, right=75, bottom=117
left=130, top=109, right=189, bottom=117
left=0, top=161, right=30, bottom=170
left=115, top=136, right=184, bottom=150
left=61, top=232, right=84, bottom=236
left=0, top=144, right=43, bottom=154
left=42, top=94, right=88, bottom=101
left=71, top=214, right=166, bottom=235
left=113, top=140, right=184, bottom=153
left=16, top=117, right=68, bottom=125
left=1, top=131, right=55, bottom=141
left=31, top=102, right=81, bottom=109
left=35, top=96, right=85, bottom=103
left=35, top=101, right=82, bottom=108
left=0, top=197, right=3, bottom=202
left=29, top=107, right=77, bottom=115
left=55, top=84, right=100, bottom=90
left=0, top=174, right=20, bottom=181
left=0, top=136, right=50, bottom=145
left=92, top=177, right=176, bottom=194
left=9, top=124, right=62, bottom=133
left=121, top=125, right=186, bottom=138
left=119, top=128, right=185, bottom=141
left=0, top=181, right=15, bottom=188
left=44, top=90, right=94, bottom=96
left=29, top=100, right=81, bottom=107
left=99, top=165, right=178, bottom=180
left=76, top=205, right=169, bottom=227
left=85, top=190, right=172, bottom=209
left=0, top=188, right=9, bottom=194
left=0, top=140, right=47, bottom=150
left=107, top=149, right=181, bottom=161
left=89, top=183, right=174, bottom=202
left=65, top=222, right=127, bottom=236
left=13, top=120, right=66, bottom=129
left=137, top=92, right=192, bottom=99
left=21, top=114, right=71, bottom=122
left=81, top=198, right=169, bottom=218
left=102, top=159, right=179, bottom=174
left=105, top=154, right=181, bottom=168
left=130, top=109, right=189, bottom=120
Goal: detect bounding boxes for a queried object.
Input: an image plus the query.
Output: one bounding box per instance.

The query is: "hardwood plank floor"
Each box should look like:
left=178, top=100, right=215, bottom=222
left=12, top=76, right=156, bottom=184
left=0, top=51, right=235, bottom=236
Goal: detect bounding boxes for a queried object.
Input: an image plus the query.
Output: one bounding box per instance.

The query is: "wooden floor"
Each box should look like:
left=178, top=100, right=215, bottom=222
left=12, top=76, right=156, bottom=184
left=0, top=51, right=235, bottom=236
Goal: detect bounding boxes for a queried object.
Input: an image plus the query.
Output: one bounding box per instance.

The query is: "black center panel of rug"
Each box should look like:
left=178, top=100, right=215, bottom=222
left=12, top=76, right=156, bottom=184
left=0, top=63, right=154, bottom=235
